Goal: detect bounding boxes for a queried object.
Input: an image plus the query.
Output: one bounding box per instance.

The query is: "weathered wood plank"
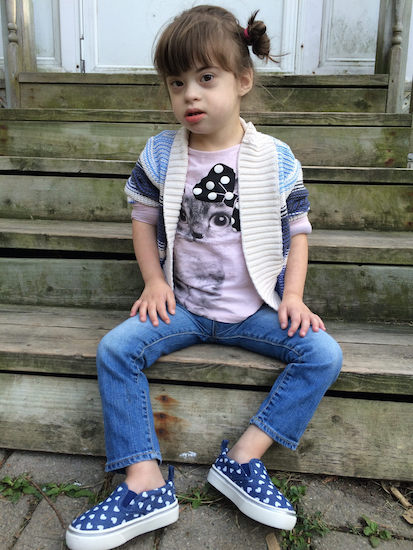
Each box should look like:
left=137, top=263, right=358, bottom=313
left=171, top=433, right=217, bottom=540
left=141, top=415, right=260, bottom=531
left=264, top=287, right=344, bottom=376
left=0, top=373, right=412, bottom=480
left=266, top=126, right=410, bottom=168
left=1, top=220, right=412, bottom=265
left=0, top=121, right=408, bottom=166
left=0, top=259, right=412, bottom=321
left=303, top=166, right=413, bottom=184
left=0, top=156, right=411, bottom=184
left=19, top=84, right=387, bottom=112
left=2, top=175, right=411, bottom=229
left=0, top=258, right=143, bottom=309
left=0, top=305, right=412, bottom=395
left=0, top=175, right=129, bottom=222
left=0, top=219, right=134, bottom=254
left=307, top=184, right=413, bottom=231
left=308, top=230, right=413, bottom=264
left=18, top=72, right=390, bottom=86
left=1, top=109, right=410, bottom=127
left=0, top=156, right=135, bottom=175
left=305, top=264, right=413, bottom=323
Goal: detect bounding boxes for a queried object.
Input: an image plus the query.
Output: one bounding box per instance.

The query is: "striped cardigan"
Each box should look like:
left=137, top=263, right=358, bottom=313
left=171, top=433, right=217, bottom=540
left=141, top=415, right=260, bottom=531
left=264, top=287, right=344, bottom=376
left=125, top=119, right=310, bottom=312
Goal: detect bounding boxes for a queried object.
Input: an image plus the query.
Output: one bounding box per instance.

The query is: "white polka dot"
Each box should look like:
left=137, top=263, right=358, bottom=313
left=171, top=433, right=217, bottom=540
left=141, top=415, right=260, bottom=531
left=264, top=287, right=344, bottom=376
left=225, top=192, right=234, bottom=200
left=214, top=164, right=224, bottom=173
left=220, top=176, right=230, bottom=184
left=206, top=181, right=215, bottom=190
left=208, top=192, right=217, bottom=200
left=193, top=188, right=202, bottom=195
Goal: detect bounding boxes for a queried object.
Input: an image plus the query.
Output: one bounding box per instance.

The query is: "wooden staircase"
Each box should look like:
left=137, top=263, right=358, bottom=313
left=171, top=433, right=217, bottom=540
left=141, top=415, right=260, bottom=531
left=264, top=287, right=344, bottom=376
left=0, top=74, right=412, bottom=481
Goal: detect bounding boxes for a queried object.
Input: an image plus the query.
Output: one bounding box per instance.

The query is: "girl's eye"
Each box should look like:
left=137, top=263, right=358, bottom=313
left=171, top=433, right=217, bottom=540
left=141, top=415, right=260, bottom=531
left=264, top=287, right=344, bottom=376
left=210, top=213, right=230, bottom=227
left=201, top=74, right=214, bottom=83
left=179, top=209, right=188, bottom=223
left=169, top=80, right=183, bottom=88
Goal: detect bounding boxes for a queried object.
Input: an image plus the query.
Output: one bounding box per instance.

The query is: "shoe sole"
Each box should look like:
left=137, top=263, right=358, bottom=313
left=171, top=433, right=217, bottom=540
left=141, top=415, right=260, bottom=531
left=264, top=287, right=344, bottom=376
left=207, top=465, right=297, bottom=530
left=65, top=500, right=179, bottom=550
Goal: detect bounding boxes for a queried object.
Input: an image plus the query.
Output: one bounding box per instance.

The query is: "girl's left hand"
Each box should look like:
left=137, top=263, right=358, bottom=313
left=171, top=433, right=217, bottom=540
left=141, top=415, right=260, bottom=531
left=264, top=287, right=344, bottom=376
left=278, top=293, right=326, bottom=338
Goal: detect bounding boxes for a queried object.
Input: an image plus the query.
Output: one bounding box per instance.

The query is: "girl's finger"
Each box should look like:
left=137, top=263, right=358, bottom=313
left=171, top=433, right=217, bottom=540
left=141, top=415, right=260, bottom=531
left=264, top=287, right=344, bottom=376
left=166, top=292, right=176, bottom=316
left=299, top=317, right=311, bottom=337
left=130, top=299, right=141, bottom=317
left=278, top=306, right=288, bottom=329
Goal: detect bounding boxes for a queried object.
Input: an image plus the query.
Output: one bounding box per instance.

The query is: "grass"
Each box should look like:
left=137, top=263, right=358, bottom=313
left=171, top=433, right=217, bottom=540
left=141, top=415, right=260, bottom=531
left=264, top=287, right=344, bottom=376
left=271, top=475, right=329, bottom=550
left=0, top=474, right=97, bottom=504
left=0, top=472, right=397, bottom=549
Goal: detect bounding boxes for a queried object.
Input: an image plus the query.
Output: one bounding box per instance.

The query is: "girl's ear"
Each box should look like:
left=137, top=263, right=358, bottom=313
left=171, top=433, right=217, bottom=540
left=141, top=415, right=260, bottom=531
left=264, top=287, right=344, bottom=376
left=238, top=68, right=254, bottom=97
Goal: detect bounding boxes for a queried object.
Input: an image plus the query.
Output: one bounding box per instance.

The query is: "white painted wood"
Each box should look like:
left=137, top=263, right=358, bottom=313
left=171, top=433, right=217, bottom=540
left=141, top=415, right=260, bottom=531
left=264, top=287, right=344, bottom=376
left=1, top=0, right=412, bottom=77
left=80, top=0, right=299, bottom=73
left=297, top=0, right=381, bottom=74
left=58, top=0, right=81, bottom=72
left=32, top=0, right=62, bottom=71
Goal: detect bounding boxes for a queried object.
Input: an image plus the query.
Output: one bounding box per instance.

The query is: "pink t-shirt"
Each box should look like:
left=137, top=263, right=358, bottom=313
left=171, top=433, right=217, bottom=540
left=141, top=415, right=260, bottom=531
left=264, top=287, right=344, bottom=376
left=172, top=145, right=264, bottom=322
left=131, top=145, right=311, bottom=323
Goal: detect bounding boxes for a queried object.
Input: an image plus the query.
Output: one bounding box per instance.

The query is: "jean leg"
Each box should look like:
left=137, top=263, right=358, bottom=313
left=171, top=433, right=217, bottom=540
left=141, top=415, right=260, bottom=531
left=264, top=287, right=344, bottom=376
left=214, top=306, right=343, bottom=450
left=97, top=304, right=206, bottom=472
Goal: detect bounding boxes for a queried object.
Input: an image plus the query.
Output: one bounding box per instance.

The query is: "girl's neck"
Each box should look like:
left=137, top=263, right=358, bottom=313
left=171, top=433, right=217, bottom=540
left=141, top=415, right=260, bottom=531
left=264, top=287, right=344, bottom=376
left=188, top=119, right=245, bottom=151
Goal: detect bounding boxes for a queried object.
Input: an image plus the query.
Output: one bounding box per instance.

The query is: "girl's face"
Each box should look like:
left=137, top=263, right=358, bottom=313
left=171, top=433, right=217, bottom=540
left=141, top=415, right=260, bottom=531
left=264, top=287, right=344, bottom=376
left=166, top=65, right=252, bottom=151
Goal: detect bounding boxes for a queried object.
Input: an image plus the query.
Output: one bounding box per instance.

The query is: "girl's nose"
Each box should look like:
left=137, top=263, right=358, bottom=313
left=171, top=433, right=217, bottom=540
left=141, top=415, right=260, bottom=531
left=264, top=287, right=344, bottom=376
left=184, top=81, right=200, bottom=101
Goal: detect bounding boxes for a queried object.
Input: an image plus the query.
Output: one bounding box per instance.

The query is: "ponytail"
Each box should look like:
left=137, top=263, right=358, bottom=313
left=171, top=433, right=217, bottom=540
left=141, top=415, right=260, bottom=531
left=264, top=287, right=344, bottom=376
left=243, top=11, right=278, bottom=64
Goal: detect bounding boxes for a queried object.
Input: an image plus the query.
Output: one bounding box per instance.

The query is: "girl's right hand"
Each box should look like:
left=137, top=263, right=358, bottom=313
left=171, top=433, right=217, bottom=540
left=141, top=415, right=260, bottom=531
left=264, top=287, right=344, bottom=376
left=130, top=279, right=176, bottom=326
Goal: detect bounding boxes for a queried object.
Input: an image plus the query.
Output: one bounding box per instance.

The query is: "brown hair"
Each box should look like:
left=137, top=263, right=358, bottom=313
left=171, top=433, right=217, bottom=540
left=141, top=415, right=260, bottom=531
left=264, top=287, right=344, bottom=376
left=153, top=5, right=276, bottom=80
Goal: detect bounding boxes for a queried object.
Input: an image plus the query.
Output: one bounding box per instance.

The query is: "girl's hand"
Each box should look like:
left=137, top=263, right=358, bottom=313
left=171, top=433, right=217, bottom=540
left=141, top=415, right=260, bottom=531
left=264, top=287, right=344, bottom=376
left=130, top=279, right=176, bottom=326
left=278, top=293, right=325, bottom=338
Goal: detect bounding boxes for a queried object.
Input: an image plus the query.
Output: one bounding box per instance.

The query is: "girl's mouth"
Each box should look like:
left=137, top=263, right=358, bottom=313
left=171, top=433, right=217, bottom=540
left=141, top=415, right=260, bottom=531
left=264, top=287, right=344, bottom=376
left=185, top=110, right=205, bottom=124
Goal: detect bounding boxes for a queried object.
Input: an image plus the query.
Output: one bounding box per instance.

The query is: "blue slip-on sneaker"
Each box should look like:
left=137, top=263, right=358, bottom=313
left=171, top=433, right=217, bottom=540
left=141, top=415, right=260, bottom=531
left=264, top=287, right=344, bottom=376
left=207, top=440, right=297, bottom=530
left=66, top=465, right=179, bottom=550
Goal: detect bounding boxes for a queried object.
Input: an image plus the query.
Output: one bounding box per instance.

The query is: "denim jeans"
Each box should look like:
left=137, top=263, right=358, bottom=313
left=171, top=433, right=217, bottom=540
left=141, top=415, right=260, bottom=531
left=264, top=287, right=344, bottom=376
left=97, top=304, right=342, bottom=472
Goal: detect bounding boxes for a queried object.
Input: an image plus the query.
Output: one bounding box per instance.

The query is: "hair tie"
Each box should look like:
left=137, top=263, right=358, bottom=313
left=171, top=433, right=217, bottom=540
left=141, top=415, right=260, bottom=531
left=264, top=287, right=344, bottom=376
left=243, top=27, right=251, bottom=44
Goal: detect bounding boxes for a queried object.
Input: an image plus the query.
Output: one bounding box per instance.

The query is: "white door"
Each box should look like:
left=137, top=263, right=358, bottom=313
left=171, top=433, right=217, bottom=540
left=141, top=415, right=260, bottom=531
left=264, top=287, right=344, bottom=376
left=79, top=0, right=299, bottom=73
left=297, top=0, right=381, bottom=74
left=3, top=0, right=408, bottom=76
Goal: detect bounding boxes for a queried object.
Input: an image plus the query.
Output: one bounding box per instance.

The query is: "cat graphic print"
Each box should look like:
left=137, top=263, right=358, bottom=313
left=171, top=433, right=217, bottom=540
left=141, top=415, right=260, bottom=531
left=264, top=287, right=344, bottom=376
left=174, top=163, right=243, bottom=318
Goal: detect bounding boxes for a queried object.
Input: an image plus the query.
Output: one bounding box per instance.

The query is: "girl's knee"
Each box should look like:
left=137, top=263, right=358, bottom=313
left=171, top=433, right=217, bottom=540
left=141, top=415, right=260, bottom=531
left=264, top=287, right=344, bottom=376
left=303, top=330, right=342, bottom=381
left=96, top=325, right=139, bottom=375
left=317, top=333, right=343, bottom=382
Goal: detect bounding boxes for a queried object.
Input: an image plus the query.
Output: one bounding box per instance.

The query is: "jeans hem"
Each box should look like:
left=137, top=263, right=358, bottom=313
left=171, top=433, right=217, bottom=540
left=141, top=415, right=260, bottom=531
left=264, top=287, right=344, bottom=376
left=250, top=417, right=298, bottom=451
left=105, top=450, right=162, bottom=473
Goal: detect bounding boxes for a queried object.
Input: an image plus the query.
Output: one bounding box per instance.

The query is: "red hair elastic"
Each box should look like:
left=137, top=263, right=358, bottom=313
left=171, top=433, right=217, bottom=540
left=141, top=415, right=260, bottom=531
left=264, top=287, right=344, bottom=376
left=244, top=27, right=251, bottom=43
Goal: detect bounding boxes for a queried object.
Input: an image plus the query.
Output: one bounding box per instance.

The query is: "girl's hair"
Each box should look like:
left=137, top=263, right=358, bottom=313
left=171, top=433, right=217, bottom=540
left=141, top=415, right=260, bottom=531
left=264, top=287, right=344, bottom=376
left=153, top=5, right=276, bottom=80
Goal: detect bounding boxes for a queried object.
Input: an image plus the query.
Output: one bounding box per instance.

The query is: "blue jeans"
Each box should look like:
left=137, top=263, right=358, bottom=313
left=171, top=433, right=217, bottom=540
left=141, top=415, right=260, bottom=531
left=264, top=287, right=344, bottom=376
left=97, top=304, right=342, bottom=472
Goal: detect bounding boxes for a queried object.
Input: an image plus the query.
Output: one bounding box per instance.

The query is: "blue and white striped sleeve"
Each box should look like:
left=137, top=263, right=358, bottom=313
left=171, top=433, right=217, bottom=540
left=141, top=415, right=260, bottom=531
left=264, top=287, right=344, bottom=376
left=276, top=140, right=311, bottom=227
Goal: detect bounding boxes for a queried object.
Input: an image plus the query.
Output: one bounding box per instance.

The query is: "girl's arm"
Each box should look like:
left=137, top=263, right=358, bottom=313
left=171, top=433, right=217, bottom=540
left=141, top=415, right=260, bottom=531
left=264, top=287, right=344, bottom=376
left=278, top=233, right=325, bottom=338
left=130, top=220, right=176, bottom=326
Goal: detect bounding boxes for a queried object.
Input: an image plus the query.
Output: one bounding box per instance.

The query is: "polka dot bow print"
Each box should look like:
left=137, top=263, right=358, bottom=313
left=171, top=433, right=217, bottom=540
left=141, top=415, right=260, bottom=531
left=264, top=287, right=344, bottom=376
left=193, top=163, right=240, bottom=231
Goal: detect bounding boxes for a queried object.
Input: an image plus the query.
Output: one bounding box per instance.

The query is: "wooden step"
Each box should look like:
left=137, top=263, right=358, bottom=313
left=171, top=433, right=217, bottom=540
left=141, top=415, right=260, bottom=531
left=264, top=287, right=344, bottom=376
left=0, top=304, right=412, bottom=480
left=1, top=219, right=412, bottom=266
left=18, top=73, right=390, bottom=112
left=0, top=109, right=411, bottom=167
left=0, top=256, right=411, bottom=322
left=1, top=168, right=411, bottom=230
left=0, top=155, right=411, bottom=182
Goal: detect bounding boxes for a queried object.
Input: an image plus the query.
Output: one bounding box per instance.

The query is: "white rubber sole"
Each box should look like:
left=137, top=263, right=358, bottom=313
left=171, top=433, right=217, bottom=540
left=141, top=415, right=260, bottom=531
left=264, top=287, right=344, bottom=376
left=207, top=465, right=297, bottom=530
left=65, top=500, right=179, bottom=550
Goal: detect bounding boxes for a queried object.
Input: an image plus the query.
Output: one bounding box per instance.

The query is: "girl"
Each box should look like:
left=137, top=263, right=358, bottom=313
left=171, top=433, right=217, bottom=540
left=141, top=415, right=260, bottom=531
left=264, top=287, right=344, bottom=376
left=66, top=5, right=342, bottom=550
